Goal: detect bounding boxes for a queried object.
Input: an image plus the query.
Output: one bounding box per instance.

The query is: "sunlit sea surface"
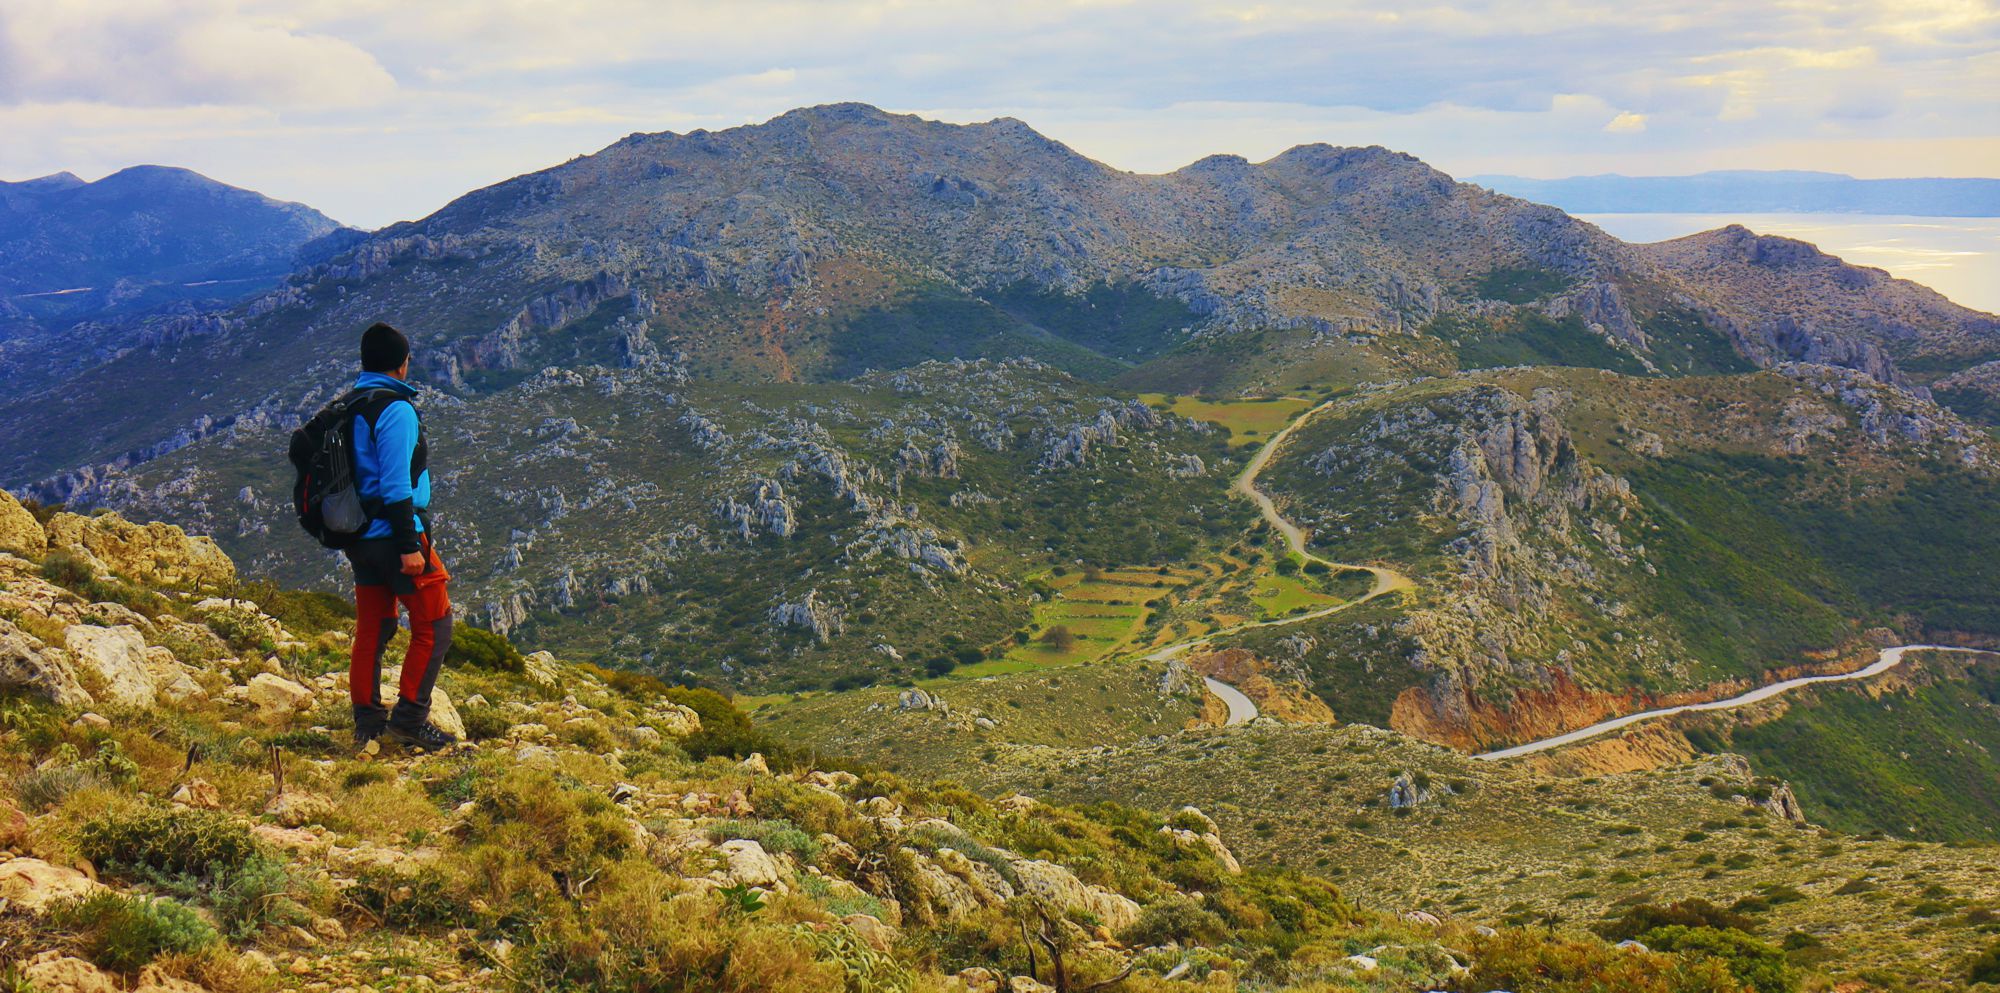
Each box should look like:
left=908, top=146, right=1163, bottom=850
left=1578, top=213, right=2000, bottom=316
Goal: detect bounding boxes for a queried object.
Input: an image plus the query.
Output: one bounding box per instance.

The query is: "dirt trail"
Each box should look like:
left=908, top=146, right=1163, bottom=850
left=1147, top=398, right=1414, bottom=722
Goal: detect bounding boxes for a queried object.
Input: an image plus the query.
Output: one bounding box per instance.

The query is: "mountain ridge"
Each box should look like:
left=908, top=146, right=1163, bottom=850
left=7, top=103, right=1996, bottom=492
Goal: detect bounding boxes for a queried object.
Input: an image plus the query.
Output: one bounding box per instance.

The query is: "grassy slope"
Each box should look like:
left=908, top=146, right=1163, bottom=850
left=1715, top=653, right=2000, bottom=842
left=971, top=721, right=2000, bottom=992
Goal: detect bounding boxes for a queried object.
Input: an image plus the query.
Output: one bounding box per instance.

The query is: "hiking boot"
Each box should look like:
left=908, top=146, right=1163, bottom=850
left=386, top=720, right=457, bottom=751
left=353, top=705, right=389, bottom=749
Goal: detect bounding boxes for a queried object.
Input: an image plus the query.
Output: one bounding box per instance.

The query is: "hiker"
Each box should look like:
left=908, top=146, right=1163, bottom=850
left=331, top=323, right=457, bottom=749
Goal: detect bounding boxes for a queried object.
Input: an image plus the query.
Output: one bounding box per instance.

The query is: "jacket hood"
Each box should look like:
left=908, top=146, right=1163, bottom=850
left=353, top=371, right=418, bottom=396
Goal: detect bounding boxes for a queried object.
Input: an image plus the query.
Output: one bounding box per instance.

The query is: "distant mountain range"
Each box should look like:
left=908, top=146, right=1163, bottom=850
left=1470, top=170, right=2000, bottom=216
left=0, top=166, right=360, bottom=394
left=0, top=165, right=354, bottom=302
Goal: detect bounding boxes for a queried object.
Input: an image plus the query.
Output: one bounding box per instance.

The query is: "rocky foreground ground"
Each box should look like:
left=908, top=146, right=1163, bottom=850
left=1, top=490, right=1992, bottom=992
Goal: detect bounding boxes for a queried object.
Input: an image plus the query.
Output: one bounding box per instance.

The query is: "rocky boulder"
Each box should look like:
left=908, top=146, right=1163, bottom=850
left=899, top=687, right=948, bottom=713
left=0, top=488, right=42, bottom=558
left=1386, top=772, right=1429, bottom=810
left=265, top=790, right=336, bottom=828
left=1159, top=807, right=1242, bottom=874
left=18, top=951, right=118, bottom=993
left=0, top=618, right=91, bottom=707
left=1009, top=858, right=1141, bottom=931
left=45, top=511, right=235, bottom=587
left=1760, top=782, right=1806, bottom=823
left=717, top=839, right=789, bottom=891
left=0, top=857, right=103, bottom=911
left=897, top=846, right=1000, bottom=922
left=63, top=624, right=158, bottom=708
left=522, top=650, right=562, bottom=688
left=246, top=673, right=314, bottom=719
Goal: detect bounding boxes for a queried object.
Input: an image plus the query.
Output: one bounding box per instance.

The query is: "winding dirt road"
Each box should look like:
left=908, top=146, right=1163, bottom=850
left=1201, top=677, right=1260, bottom=726
left=1474, top=644, right=1998, bottom=760
left=1146, top=398, right=1413, bottom=724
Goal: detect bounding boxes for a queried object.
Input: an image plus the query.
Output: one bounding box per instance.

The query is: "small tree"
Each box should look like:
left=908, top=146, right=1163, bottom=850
left=1040, top=626, right=1077, bottom=652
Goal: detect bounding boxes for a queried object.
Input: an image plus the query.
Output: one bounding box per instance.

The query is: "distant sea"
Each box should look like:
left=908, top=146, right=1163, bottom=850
left=1578, top=213, right=2000, bottom=316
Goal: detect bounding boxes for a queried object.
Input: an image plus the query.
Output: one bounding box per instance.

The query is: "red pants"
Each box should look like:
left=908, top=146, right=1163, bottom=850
left=350, top=577, right=453, bottom=710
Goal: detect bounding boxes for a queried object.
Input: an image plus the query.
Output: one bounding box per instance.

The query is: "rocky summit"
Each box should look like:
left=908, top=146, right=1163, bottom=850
left=3, top=103, right=2000, bottom=992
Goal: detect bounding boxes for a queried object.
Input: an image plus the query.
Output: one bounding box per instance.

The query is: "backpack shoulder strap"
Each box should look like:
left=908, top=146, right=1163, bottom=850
left=347, top=388, right=412, bottom=428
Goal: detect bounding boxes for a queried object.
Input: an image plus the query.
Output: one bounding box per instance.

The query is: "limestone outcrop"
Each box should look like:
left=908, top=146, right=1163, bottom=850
left=44, top=511, right=235, bottom=586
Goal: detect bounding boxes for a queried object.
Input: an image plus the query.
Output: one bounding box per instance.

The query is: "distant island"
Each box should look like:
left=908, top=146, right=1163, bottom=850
left=1471, top=169, right=2000, bottom=216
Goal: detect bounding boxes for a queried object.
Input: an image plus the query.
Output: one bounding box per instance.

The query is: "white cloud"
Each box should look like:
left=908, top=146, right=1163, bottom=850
left=1604, top=111, right=1648, bottom=133
left=0, top=0, right=1992, bottom=225
left=0, top=0, right=395, bottom=109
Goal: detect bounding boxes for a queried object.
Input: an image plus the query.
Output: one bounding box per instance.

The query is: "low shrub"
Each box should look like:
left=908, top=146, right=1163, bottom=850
left=78, top=806, right=263, bottom=880
left=460, top=705, right=510, bottom=741
left=47, top=891, right=217, bottom=972
left=663, top=686, right=775, bottom=761
left=1118, top=893, right=1228, bottom=947
left=343, top=765, right=394, bottom=790
left=15, top=764, right=99, bottom=811
left=514, top=862, right=843, bottom=992
left=144, top=854, right=315, bottom=939
left=710, top=819, right=822, bottom=861
left=15, top=741, right=139, bottom=810
left=445, top=623, right=524, bottom=673
left=202, top=607, right=271, bottom=653
left=468, top=769, right=632, bottom=890
left=351, top=864, right=480, bottom=929
left=1641, top=925, right=1796, bottom=993
left=1598, top=899, right=1757, bottom=942
left=0, top=695, right=64, bottom=752
left=226, top=580, right=350, bottom=638
left=1467, top=927, right=1746, bottom=993
left=265, top=729, right=338, bottom=755
left=40, top=549, right=96, bottom=588
left=573, top=665, right=781, bottom=761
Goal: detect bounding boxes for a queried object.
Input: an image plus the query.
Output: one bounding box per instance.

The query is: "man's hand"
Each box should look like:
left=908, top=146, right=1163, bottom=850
left=400, top=551, right=425, bottom=575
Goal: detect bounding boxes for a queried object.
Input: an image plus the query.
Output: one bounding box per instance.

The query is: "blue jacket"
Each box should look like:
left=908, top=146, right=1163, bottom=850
left=350, top=372, right=430, bottom=547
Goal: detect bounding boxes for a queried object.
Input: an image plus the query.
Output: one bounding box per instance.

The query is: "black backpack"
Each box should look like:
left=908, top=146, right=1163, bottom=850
left=287, top=388, right=395, bottom=549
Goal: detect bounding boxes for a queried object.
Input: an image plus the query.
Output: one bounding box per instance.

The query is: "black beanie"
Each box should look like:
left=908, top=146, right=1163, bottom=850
left=360, top=322, right=410, bottom=372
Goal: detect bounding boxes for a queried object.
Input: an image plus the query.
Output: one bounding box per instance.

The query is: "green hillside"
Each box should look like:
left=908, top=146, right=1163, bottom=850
left=1706, top=653, right=2000, bottom=842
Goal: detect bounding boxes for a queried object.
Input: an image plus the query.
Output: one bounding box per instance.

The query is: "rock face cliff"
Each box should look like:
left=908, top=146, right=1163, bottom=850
left=1295, top=384, right=1650, bottom=747
left=1258, top=366, right=2000, bottom=750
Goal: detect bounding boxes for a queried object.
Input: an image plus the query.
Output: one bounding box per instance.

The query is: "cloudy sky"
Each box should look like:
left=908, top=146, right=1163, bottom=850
left=3, top=0, right=1996, bottom=228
